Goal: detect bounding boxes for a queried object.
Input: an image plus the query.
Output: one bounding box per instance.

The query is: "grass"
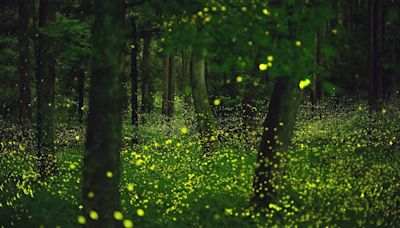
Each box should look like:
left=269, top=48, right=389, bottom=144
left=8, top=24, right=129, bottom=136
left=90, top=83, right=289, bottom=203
left=1, top=98, right=400, bottom=227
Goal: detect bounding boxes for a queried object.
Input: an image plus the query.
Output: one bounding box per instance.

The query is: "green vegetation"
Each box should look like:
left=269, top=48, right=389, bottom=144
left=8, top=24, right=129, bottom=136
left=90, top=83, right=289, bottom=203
left=1, top=98, right=400, bottom=227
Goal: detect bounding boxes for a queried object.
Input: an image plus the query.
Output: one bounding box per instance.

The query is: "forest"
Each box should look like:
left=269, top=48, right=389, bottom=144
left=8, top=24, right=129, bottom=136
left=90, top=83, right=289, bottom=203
left=1, top=0, right=400, bottom=227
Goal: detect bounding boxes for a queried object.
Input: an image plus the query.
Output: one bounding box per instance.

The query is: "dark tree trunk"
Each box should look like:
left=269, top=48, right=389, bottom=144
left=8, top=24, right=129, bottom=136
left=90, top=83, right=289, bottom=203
left=311, top=28, right=324, bottom=109
left=181, top=47, right=192, bottom=105
left=252, top=78, right=302, bottom=209
left=37, top=0, right=56, bottom=177
left=368, top=0, right=384, bottom=110
left=191, top=50, right=216, bottom=154
left=162, top=55, right=170, bottom=116
left=77, top=68, right=85, bottom=123
left=18, top=0, right=32, bottom=124
left=168, top=53, right=176, bottom=116
left=82, top=0, right=125, bottom=227
left=141, top=33, right=152, bottom=114
left=131, top=18, right=139, bottom=143
left=162, top=53, right=175, bottom=118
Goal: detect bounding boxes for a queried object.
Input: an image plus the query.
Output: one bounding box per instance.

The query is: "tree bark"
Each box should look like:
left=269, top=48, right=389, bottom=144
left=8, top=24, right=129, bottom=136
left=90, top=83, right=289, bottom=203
left=311, top=28, right=324, bottom=109
left=162, top=55, right=170, bottom=116
left=168, top=53, right=176, bottom=116
left=37, top=0, right=56, bottom=177
left=77, top=68, right=85, bottom=123
left=191, top=50, right=216, bottom=154
left=252, top=77, right=302, bottom=209
left=182, top=47, right=192, bottom=105
left=162, top=53, right=175, bottom=118
left=131, top=18, right=139, bottom=143
left=18, top=0, right=32, bottom=124
left=368, top=0, right=384, bottom=111
left=141, top=32, right=152, bottom=114
left=82, top=0, right=125, bottom=227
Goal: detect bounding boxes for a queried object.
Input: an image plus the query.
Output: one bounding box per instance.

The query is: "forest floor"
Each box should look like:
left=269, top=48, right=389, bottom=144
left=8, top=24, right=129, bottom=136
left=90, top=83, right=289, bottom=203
left=1, top=97, right=400, bottom=227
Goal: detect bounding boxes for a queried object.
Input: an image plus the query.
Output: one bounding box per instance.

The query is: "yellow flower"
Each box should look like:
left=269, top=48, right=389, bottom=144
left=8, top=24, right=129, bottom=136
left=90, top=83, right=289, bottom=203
left=213, top=99, right=221, bottom=106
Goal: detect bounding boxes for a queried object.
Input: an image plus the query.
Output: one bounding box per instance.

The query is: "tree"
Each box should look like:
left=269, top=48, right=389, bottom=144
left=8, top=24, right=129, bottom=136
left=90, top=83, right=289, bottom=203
left=251, top=0, right=332, bottom=210
left=141, top=31, right=153, bottom=114
left=131, top=17, right=139, bottom=143
left=36, top=0, right=57, bottom=177
left=368, top=0, right=384, bottom=111
left=18, top=0, right=32, bottom=124
left=181, top=47, right=192, bottom=105
left=77, top=67, right=85, bottom=123
left=191, top=50, right=216, bottom=154
left=251, top=78, right=301, bottom=208
left=82, top=0, right=126, bottom=226
left=162, top=53, right=175, bottom=118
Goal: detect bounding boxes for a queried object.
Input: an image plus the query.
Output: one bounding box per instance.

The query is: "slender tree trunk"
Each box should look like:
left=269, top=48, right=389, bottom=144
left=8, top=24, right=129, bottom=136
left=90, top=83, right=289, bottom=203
left=162, top=53, right=175, bottom=118
left=77, top=68, right=85, bottom=123
left=311, top=28, right=324, bottom=110
left=162, top=55, right=170, bottom=116
left=191, top=50, right=216, bottom=154
left=182, top=47, right=192, bottom=105
left=168, top=53, right=176, bottom=116
left=131, top=18, right=139, bottom=143
left=252, top=77, right=302, bottom=209
left=330, top=0, right=339, bottom=98
left=82, top=1, right=125, bottom=227
left=141, top=33, right=152, bottom=114
left=37, top=0, right=56, bottom=177
left=18, top=0, right=32, bottom=124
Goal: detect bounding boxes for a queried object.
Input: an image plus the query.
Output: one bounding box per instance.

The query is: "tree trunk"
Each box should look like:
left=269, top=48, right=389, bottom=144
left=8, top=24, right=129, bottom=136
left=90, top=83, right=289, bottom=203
left=368, top=0, right=384, bottom=110
left=252, top=77, right=302, bottom=209
left=77, top=68, right=85, bottom=123
left=82, top=0, right=125, bottom=227
left=18, top=0, right=32, bottom=124
left=168, top=53, right=176, bottom=116
left=182, top=47, right=192, bottom=105
left=131, top=18, right=139, bottom=143
left=141, top=33, right=152, bottom=114
left=37, top=0, right=56, bottom=177
left=311, top=28, right=324, bottom=112
left=162, top=55, right=170, bottom=116
left=162, top=53, right=175, bottom=118
left=191, top=50, right=216, bottom=154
